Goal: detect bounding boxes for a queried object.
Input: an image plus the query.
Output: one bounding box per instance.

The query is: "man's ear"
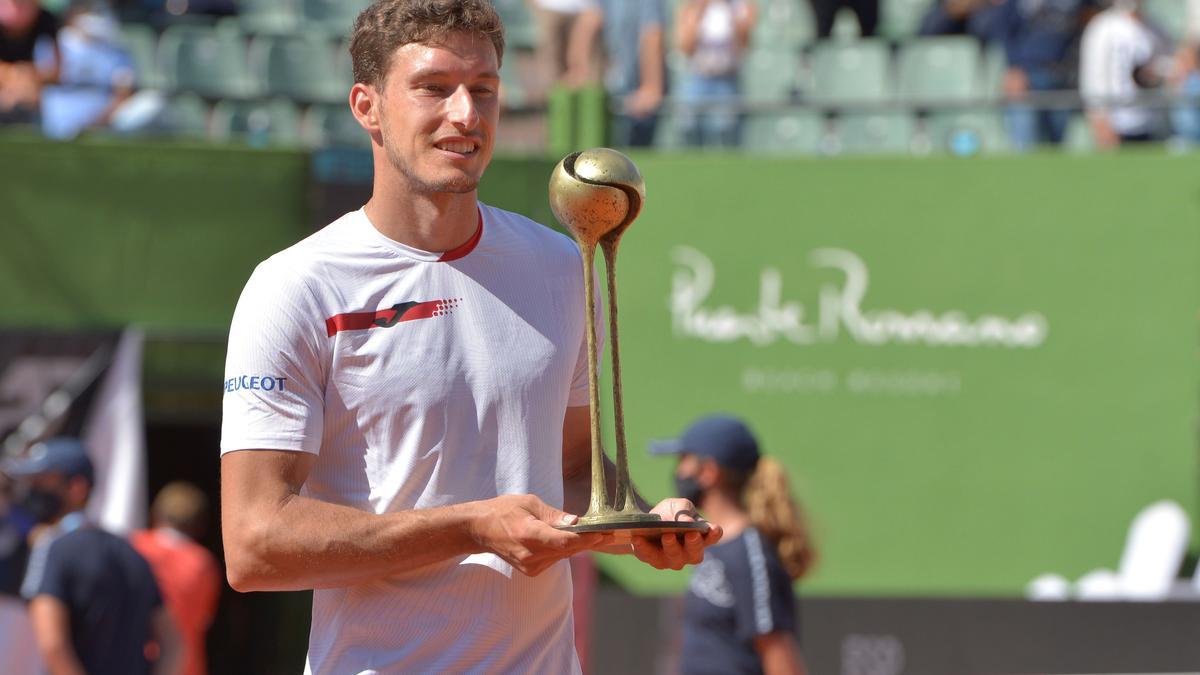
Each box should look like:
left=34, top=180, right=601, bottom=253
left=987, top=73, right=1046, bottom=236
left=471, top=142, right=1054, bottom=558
left=349, top=83, right=381, bottom=132
left=698, top=458, right=721, bottom=490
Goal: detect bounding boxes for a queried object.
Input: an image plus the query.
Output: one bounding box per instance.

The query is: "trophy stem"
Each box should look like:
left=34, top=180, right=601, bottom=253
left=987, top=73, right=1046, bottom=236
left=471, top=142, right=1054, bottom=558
left=601, top=239, right=640, bottom=514
left=580, top=242, right=611, bottom=520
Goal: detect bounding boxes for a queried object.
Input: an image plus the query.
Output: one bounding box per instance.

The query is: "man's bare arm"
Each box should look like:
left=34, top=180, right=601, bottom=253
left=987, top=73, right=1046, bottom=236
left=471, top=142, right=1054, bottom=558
left=221, top=449, right=603, bottom=591
left=28, top=595, right=85, bottom=675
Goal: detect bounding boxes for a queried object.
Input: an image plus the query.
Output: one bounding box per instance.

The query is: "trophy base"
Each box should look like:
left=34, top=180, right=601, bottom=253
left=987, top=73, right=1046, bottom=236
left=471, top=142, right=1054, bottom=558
left=558, top=518, right=711, bottom=542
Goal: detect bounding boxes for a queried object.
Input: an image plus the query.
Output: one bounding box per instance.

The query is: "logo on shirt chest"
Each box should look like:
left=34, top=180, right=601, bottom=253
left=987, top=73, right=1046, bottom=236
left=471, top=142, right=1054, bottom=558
left=325, top=299, right=461, bottom=337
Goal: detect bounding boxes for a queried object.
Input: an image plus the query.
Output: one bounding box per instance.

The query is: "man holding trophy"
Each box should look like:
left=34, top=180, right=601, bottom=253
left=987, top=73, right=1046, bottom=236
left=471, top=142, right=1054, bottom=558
left=219, top=1, right=721, bottom=673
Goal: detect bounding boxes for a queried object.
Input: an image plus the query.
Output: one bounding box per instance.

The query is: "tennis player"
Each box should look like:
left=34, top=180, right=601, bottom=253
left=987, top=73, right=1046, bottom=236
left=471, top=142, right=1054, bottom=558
left=219, top=1, right=721, bottom=673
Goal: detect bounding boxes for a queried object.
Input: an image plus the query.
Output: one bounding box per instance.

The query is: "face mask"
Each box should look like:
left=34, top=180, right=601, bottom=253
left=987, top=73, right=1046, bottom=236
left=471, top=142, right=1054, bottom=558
left=16, top=487, right=64, bottom=524
left=674, top=474, right=704, bottom=505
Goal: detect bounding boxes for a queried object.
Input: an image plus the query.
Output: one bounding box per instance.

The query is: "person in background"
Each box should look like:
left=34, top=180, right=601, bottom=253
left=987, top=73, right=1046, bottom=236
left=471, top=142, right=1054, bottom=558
left=132, top=482, right=220, bottom=675
left=998, top=0, right=1098, bottom=150
left=530, top=0, right=591, bottom=98
left=651, top=415, right=816, bottom=675
left=675, top=0, right=756, bottom=148
left=1170, top=0, right=1200, bottom=142
left=1079, top=0, right=1170, bottom=148
left=0, top=470, right=41, bottom=674
left=0, top=0, right=61, bottom=125
left=4, top=437, right=183, bottom=675
left=39, top=1, right=164, bottom=140
left=567, top=0, right=667, bottom=146
left=807, top=0, right=877, bottom=38
left=918, top=0, right=1006, bottom=44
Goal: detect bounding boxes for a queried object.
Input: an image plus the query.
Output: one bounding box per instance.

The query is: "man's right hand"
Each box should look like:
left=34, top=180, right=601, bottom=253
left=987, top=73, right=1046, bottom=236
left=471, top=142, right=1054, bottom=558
left=469, top=495, right=606, bottom=577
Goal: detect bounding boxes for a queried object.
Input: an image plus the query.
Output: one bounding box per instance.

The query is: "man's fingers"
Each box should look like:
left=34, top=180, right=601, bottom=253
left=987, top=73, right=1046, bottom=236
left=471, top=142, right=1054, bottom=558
left=682, top=531, right=704, bottom=565
left=631, top=535, right=666, bottom=568
left=660, top=532, right=687, bottom=570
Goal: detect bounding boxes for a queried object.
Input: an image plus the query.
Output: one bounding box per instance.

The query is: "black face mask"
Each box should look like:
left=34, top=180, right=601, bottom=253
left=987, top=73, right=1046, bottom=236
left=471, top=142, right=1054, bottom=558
left=17, top=487, right=65, bottom=524
left=674, top=474, right=704, bottom=505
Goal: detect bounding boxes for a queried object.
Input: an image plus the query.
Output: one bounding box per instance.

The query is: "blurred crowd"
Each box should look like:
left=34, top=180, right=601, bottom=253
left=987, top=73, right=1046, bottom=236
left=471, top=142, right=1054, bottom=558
left=0, top=0, right=1198, bottom=150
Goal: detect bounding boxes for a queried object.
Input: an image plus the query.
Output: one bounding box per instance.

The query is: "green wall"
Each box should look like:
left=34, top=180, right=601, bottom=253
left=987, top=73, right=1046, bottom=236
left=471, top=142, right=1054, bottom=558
left=2, top=138, right=1197, bottom=597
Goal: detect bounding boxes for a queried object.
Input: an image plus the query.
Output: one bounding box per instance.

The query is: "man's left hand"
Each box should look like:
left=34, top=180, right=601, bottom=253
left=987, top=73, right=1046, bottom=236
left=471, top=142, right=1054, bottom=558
left=630, top=498, right=723, bottom=570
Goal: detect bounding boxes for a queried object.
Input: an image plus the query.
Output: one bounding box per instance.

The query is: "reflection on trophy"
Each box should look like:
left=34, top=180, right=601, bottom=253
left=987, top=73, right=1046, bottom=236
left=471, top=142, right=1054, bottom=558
left=549, top=148, right=709, bottom=538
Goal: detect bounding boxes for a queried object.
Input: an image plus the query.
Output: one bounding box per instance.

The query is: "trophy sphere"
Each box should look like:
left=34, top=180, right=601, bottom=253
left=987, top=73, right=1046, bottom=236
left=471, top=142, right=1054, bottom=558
left=548, top=148, right=646, bottom=245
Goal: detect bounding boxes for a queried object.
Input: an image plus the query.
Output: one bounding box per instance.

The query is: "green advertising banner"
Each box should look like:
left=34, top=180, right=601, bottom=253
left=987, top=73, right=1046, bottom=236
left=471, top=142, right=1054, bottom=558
left=596, top=153, right=1200, bottom=597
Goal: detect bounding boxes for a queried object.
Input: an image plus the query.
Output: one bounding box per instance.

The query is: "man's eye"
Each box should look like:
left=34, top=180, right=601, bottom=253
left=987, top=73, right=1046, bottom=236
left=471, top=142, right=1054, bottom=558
left=473, top=87, right=497, bottom=96
left=419, top=84, right=445, bottom=93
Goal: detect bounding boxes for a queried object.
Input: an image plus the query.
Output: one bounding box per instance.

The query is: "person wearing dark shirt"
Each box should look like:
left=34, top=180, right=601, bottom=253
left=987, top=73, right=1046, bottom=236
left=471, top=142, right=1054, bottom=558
left=0, top=0, right=62, bottom=123
left=4, top=437, right=183, bottom=675
left=651, top=415, right=816, bottom=675
left=997, top=0, right=1097, bottom=149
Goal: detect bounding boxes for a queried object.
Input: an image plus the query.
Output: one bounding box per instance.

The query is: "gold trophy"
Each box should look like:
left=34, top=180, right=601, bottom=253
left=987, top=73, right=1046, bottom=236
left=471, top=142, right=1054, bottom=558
left=549, top=148, right=709, bottom=539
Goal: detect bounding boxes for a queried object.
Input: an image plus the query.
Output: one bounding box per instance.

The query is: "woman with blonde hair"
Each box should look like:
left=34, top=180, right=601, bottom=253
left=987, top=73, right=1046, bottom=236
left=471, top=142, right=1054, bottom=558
left=651, top=415, right=815, bottom=675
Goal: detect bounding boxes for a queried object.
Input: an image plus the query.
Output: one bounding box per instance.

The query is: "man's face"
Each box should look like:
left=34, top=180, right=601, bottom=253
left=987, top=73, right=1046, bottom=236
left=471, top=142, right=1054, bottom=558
left=373, top=31, right=500, bottom=195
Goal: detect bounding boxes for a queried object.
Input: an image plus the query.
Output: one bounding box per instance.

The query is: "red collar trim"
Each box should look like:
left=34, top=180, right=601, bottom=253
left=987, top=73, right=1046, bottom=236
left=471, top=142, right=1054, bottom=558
left=437, top=209, right=483, bottom=262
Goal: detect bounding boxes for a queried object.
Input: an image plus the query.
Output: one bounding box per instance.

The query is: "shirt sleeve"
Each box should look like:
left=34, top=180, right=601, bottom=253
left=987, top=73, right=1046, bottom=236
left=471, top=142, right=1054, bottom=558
left=26, top=538, right=70, bottom=603
left=220, top=257, right=327, bottom=455
left=731, top=530, right=796, bottom=641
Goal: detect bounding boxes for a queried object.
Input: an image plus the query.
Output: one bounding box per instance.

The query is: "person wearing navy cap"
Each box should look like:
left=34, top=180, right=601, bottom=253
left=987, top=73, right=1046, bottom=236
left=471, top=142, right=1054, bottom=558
left=3, top=437, right=183, bottom=675
left=651, top=415, right=816, bottom=675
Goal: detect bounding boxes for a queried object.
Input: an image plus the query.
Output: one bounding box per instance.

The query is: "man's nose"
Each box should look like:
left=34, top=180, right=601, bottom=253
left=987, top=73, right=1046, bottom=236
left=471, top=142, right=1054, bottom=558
left=445, top=85, right=479, bottom=130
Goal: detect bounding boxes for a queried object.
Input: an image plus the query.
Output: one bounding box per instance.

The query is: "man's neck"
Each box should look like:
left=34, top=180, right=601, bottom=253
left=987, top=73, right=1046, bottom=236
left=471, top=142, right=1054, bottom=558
left=364, top=168, right=480, bottom=253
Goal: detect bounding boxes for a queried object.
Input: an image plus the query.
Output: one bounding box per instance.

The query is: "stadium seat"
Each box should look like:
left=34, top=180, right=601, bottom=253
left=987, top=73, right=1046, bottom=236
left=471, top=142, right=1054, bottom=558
left=211, top=99, right=303, bottom=147
left=879, top=0, right=931, bottom=39
left=752, top=0, right=815, bottom=50
left=491, top=0, right=537, bottom=49
left=237, top=0, right=301, bottom=34
left=1143, top=0, right=1187, bottom=44
left=161, top=94, right=210, bottom=138
left=836, top=111, right=916, bottom=154
left=305, top=104, right=372, bottom=149
left=742, top=47, right=800, bottom=103
left=925, top=109, right=1009, bottom=154
left=302, top=0, right=371, bottom=36
left=896, top=36, right=981, bottom=104
left=119, top=23, right=164, bottom=90
left=741, top=110, right=825, bottom=154
left=159, top=25, right=256, bottom=98
left=251, top=34, right=348, bottom=104
left=808, top=40, right=892, bottom=105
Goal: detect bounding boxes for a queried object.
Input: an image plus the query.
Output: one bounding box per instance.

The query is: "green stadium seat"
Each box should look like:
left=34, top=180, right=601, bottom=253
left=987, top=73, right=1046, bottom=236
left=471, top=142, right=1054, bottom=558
left=119, top=23, right=164, bottom=90
left=836, top=111, right=916, bottom=154
left=742, top=47, right=799, bottom=103
left=752, top=0, right=816, bottom=50
left=159, top=25, right=256, bottom=98
left=879, top=0, right=931, bottom=39
left=1063, top=114, right=1096, bottom=154
left=302, top=0, right=371, bottom=36
left=251, top=34, right=348, bottom=104
left=492, top=0, right=537, bottom=49
left=741, top=110, right=825, bottom=154
left=211, top=99, right=303, bottom=147
left=1144, top=0, right=1188, bottom=44
left=926, top=109, right=1010, bottom=154
left=161, top=94, right=210, bottom=138
left=896, top=36, right=981, bottom=104
left=808, top=39, right=892, bottom=105
left=238, top=0, right=301, bottom=34
left=305, top=104, right=372, bottom=149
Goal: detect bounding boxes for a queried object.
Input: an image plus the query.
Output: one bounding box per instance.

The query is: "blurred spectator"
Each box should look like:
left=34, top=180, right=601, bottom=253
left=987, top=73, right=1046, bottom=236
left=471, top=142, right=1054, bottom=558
left=0, top=470, right=41, bottom=675
left=809, top=0, right=877, bottom=38
left=998, top=0, right=1098, bottom=150
left=919, top=0, right=1006, bottom=44
left=5, top=437, right=183, bottom=675
left=568, top=0, right=667, bottom=146
left=132, top=482, right=220, bottom=675
left=675, top=0, right=756, bottom=148
left=1170, top=0, right=1200, bottom=142
left=651, top=416, right=816, bottom=675
left=40, top=1, right=165, bottom=140
left=531, top=0, right=591, bottom=95
left=1080, top=0, right=1170, bottom=148
left=0, top=0, right=61, bottom=125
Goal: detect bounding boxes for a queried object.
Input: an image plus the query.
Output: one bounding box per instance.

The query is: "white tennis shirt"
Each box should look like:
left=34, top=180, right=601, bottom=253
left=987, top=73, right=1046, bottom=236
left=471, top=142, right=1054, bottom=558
left=221, top=203, right=591, bottom=674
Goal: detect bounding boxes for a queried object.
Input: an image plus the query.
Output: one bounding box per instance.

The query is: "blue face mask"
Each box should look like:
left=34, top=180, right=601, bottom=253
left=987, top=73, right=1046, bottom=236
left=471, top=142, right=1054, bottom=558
left=674, top=474, right=704, bottom=505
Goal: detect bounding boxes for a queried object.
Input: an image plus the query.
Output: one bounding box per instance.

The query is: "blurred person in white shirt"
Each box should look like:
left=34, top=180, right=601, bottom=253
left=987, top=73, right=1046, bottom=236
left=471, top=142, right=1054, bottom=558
left=1079, top=0, right=1171, bottom=147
